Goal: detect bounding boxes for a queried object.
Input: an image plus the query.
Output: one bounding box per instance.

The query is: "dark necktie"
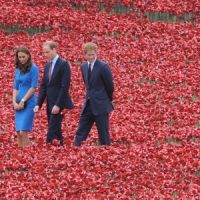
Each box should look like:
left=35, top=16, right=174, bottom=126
left=88, top=63, right=92, bottom=82
left=48, top=62, right=53, bottom=82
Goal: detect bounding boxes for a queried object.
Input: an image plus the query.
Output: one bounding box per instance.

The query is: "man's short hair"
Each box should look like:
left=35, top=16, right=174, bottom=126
left=43, top=41, right=57, bottom=50
left=82, top=42, right=97, bottom=53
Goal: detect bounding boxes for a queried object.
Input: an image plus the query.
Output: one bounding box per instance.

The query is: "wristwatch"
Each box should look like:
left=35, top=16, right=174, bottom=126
left=21, top=98, right=25, bottom=102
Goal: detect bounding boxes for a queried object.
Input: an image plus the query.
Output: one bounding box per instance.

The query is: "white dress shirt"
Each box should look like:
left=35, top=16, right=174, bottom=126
left=87, top=58, right=97, bottom=71
left=50, top=54, right=59, bottom=75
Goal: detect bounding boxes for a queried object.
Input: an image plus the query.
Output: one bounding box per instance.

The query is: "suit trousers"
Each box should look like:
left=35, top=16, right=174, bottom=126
left=46, top=105, right=63, bottom=143
left=74, top=100, right=110, bottom=146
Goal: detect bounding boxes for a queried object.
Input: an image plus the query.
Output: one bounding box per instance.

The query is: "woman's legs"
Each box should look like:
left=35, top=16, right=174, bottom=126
left=18, top=131, right=30, bottom=147
left=17, top=131, right=22, bottom=147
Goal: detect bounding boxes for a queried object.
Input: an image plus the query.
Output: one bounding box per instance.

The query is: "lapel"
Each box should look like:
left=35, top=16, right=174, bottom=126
left=46, top=62, right=52, bottom=83
left=83, top=62, right=89, bottom=85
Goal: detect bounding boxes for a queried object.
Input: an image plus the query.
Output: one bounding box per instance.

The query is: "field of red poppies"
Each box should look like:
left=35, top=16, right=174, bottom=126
left=0, top=0, right=200, bottom=199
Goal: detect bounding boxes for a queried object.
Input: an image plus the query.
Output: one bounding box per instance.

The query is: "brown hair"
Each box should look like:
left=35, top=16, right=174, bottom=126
left=15, top=46, right=32, bottom=73
left=82, top=42, right=97, bottom=53
left=43, top=40, right=57, bottom=50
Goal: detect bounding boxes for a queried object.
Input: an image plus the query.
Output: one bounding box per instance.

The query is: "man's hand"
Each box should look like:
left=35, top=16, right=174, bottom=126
left=51, top=105, right=60, bottom=114
left=34, top=105, right=40, bottom=113
left=112, top=102, right=116, bottom=109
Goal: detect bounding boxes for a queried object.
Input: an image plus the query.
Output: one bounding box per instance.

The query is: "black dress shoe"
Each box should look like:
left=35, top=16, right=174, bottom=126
left=60, top=140, right=64, bottom=146
left=46, top=140, right=53, bottom=145
left=74, top=140, right=81, bottom=146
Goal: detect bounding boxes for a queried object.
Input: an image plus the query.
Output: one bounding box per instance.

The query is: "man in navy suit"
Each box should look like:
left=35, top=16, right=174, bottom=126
left=74, top=42, right=114, bottom=146
left=34, top=41, right=74, bottom=146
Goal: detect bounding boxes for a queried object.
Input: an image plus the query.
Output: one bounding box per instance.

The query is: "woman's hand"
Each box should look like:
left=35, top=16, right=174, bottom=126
left=13, top=102, right=20, bottom=110
left=18, top=101, right=25, bottom=110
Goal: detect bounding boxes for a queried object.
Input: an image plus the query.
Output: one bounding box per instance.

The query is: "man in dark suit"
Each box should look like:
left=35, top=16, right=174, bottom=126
left=74, top=42, right=114, bottom=146
left=34, top=41, right=74, bottom=146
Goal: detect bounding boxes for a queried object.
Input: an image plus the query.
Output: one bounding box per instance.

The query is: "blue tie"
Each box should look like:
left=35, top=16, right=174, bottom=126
left=48, top=62, right=53, bottom=82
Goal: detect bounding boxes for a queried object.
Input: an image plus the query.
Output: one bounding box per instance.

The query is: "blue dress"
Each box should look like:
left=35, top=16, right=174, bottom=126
left=13, top=64, right=39, bottom=131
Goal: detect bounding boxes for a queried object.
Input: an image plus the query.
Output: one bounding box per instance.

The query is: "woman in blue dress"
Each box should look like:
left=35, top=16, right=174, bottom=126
left=13, top=46, right=39, bottom=147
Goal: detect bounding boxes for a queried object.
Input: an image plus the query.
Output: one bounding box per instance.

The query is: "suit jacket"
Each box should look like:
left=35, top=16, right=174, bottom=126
left=37, top=57, right=74, bottom=109
left=81, top=59, right=114, bottom=115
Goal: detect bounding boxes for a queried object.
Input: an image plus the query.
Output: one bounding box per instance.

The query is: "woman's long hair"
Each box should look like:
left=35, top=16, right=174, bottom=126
left=15, top=46, right=32, bottom=73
